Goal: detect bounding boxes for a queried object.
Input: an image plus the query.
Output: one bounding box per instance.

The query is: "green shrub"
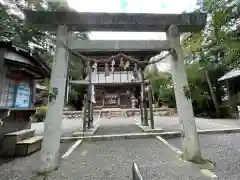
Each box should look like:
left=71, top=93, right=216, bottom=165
left=33, top=106, right=48, bottom=122
left=219, top=104, right=231, bottom=118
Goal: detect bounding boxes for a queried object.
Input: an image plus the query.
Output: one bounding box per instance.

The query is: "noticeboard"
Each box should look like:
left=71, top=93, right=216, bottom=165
left=14, top=82, right=31, bottom=108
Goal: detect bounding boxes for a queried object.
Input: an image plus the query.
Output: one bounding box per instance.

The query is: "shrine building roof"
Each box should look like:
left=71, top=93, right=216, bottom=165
left=0, top=41, right=51, bottom=79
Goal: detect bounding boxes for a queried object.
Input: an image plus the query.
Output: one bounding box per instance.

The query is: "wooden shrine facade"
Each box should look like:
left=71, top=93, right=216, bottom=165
left=87, top=73, right=150, bottom=110
left=71, top=53, right=151, bottom=109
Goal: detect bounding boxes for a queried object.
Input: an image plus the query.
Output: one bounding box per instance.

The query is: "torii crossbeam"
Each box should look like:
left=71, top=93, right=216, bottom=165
left=68, top=39, right=170, bottom=56
left=24, top=10, right=206, bottom=32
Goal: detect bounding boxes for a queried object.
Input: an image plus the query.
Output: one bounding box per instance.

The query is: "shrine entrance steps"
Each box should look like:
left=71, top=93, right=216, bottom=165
left=95, top=116, right=142, bottom=135
left=98, top=108, right=128, bottom=119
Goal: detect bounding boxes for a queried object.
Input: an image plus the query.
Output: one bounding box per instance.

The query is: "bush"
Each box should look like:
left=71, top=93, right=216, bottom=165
left=37, top=106, right=48, bottom=110
left=219, top=105, right=232, bottom=118
left=32, top=106, right=47, bottom=122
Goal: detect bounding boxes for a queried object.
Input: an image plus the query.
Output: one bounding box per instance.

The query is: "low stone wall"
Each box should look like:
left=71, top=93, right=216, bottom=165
left=30, top=108, right=177, bottom=122
left=62, top=108, right=177, bottom=119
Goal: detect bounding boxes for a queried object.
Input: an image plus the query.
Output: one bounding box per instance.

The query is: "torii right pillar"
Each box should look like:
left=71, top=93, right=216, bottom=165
left=167, top=25, right=202, bottom=162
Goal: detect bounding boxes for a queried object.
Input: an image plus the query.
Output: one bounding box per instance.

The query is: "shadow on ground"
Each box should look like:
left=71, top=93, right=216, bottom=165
left=0, top=157, right=15, bottom=166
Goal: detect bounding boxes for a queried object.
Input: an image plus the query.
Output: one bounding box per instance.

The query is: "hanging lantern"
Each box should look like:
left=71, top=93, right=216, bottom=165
left=92, top=62, right=98, bottom=72
left=105, top=63, right=110, bottom=76
left=133, top=63, right=138, bottom=79
left=111, top=59, right=115, bottom=66
left=124, top=61, right=130, bottom=70
left=119, top=57, right=124, bottom=68
left=111, top=60, right=115, bottom=72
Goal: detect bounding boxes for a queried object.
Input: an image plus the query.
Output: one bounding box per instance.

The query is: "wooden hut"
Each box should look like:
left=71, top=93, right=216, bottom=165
left=0, top=41, right=50, bottom=154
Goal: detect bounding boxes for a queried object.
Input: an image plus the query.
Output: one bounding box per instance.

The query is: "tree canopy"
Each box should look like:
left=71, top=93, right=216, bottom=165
left=0, top=0, right=89, bottom=109
left=147, top=0, right=240, bottom=118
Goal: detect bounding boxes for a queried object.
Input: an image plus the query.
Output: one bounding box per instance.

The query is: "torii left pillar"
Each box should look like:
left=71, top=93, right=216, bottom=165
left=39, top=25, right=69, bottom=173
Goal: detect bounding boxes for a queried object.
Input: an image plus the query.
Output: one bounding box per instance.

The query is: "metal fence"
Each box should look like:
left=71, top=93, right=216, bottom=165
left=132, top=163, right=144, bottom=180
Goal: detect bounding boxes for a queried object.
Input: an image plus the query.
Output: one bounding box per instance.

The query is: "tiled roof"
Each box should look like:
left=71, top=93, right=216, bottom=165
left=0, top=41, right=51, bottom=77
left=218, top=69, right=240, bottom=81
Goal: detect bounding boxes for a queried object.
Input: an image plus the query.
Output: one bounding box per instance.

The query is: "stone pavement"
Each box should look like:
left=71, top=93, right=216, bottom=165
left=95, top=117, right=142, bottom=135
left=135, top=116, right=240, bottom=132
left=31, top=118, right=83, bottom=137
left=31, top=116, right=100, bottom=137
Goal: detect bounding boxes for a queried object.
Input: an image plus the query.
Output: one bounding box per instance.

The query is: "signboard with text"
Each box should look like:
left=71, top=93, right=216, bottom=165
left=14, top=82, right=31, bottom=108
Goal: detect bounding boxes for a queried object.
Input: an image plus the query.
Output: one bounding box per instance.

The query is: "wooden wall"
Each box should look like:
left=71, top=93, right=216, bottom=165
left=94, top=86, right=134, bottom=109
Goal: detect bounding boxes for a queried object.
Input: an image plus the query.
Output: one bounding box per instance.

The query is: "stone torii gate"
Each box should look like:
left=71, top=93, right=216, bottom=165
left=24, top=9, right=206, bottom=172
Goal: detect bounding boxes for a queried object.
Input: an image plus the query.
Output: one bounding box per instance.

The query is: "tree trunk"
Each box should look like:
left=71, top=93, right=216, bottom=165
left=204, top=70, right=220, bottom=117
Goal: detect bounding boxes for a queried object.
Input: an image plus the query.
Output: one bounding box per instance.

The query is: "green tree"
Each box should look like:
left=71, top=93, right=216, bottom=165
left=145, top=70, right=176, bottom=108
left=0, top=0, right=89, bottom=109
left=181, top=0, right=240, bottom=117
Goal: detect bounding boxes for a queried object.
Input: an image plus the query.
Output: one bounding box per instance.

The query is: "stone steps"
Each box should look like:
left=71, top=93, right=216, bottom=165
left=63, top=111, right=99, bottom=119
left=15, top=136, right=43, bottom=156
left=0, top=129, right=42, bottom=157
left=0, top=129, right=35, bottom=156
left=100, top=110, right=127, bottom=118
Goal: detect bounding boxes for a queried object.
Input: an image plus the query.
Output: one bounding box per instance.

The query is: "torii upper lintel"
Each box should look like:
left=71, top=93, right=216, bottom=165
left=24, top=10, right=207, bottom=32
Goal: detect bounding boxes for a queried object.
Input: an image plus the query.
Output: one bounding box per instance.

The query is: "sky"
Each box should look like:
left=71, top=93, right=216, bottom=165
left=66, top=0, right=197, bottom=71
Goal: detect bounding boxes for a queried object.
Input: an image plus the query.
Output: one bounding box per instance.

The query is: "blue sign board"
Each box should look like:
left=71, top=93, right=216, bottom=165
left=14, top=82, right=31, bottom=108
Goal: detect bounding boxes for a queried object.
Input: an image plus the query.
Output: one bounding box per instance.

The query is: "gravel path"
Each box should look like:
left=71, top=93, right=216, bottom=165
left=0, top=142, right=74, bottom=180
left=95, top=117, right=142, bottom=135
left=43, top=138, right=208, bottom=180
left=167, top=133, right=240, bottom=180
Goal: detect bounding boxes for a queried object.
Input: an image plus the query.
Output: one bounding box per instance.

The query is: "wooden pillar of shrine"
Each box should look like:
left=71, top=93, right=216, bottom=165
left=148, top=85, right=154, bottom=129
left=139, top=95, right=143, bottom=123
left=87, top=62, right=93, bottom=128
left=138, top=68, right=144, bottom=124
left=139, top=66, right=148, bottom=126
left=83, top=94, right=88, bottom=132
